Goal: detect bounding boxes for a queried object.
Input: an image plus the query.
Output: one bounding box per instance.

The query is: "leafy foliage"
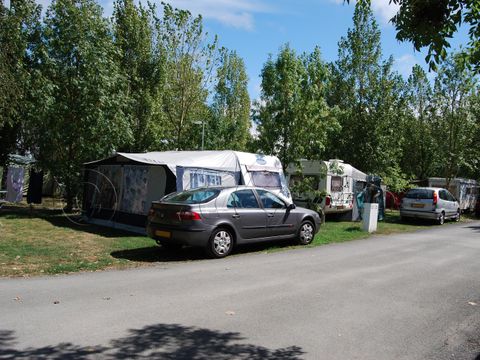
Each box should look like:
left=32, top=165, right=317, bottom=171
left=391, top=0, right=480, bottom=71
left=0, top=0, right=42, bottom=166
left=35, top=0, right=130, bottom=209
left=328, top=2, right=407, bottom=176
left=430, top=53, right=478, bottom=185
left=113, top=0, right=164, bottom=152
left=349, top=0, right=480, bottom=70
left=156, top=3, right=216, bottom=150
left=209, top=49, right=251, bottom=151
left=400, top=65, right=436, bottom=180
left=1, top=0, right=479, bottom=203
left=253, top=44, right=338, bottom=168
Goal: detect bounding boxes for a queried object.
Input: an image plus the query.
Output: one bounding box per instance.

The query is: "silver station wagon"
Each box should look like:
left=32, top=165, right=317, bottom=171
left=146, top=186, right=322, bottom=258
left=400, top=187, right=461, bottom=225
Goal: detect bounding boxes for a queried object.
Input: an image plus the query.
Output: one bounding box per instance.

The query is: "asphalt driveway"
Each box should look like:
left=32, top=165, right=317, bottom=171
left=1, top=221, right=480, bottom=359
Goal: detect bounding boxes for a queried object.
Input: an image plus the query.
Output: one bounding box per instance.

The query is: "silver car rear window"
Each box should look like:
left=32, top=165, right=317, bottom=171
left=163, top=188, right=220, bottom=204
left=405, top=189, right=434, bottom=199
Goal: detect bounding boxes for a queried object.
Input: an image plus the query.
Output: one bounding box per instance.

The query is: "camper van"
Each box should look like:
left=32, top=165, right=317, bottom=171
left=83, top=151, right=290, bottom=231
left=286, top=159, right=367, bottom=218
left=427, top=177, right=478, bottom=212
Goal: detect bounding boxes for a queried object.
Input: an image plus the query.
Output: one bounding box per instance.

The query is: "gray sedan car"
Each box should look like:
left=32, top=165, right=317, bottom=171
left=146, top=186, right=322, bottom=258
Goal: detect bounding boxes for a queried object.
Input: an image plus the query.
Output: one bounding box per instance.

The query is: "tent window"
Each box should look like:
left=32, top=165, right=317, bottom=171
left=250, top=171, right=281, bottom=188
left=190, top=172, right=222, bottom=188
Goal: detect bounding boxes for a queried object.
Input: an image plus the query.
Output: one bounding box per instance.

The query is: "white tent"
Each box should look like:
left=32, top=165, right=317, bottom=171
left=83, top=151, right=290, bottom=229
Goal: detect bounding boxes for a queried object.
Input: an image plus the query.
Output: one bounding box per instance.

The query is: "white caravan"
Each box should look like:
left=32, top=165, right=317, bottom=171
left=286, top=159, right=367, bottom=216
left=427, top=177, right=478, bottom=212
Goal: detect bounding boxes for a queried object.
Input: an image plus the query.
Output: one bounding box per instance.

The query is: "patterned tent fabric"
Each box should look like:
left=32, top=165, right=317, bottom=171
left=6, top=167, right=25, bottom=203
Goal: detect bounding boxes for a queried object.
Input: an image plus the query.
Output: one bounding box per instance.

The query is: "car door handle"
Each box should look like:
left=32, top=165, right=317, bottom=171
left=267, top=213, right=274, bottom=217
left=232, top=214, right=240, bottom=219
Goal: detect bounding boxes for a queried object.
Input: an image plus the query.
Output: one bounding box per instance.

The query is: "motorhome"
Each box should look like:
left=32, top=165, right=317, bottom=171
left=286, top=159, right=367, bottom=218
left=427, top=177, right=478, bottom=212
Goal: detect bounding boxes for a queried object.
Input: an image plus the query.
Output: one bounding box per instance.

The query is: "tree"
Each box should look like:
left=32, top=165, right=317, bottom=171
left=401, top=65, right=436, bottom=180
left=209, top=49, right=251, bottom=151
left=155, top=3, right=217, bottom=150
left=350, top=0, right=480, bottom=70
left=468, top=92, right=480, bottom=179
left=328, top=1, right=408, bottom=183
left=431, top=52, right=477, bottom=186
left=37, top=0, right=130, bottom=210
left=112, top=0, right=165, bottom=152
left=0, top=0, right=42, bottom=167
left=391, top=0, right=480, bottom=70
left=253, top=44, right=337, bottom=168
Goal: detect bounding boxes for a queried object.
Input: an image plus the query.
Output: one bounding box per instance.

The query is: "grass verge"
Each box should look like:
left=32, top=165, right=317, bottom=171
left=0, top=206, right=473, bottom=277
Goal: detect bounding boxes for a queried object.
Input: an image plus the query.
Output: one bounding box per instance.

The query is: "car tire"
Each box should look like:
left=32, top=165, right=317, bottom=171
left=455, top=209, right=461, bottom=222
left=437, top=212, right=445, bottom=225
left=206, top=227, right=234, bottom=258
left=297, top=220, right=315, bottom=245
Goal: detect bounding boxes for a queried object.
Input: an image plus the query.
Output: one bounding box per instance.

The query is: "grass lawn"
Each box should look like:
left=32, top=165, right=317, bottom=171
left=0, top=205, right=470, bottom=277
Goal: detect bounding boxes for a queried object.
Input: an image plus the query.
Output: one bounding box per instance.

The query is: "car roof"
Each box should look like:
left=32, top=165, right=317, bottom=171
left=408, top=187, right=448, bottom=192
left=181, top=185, right=291, bottom=202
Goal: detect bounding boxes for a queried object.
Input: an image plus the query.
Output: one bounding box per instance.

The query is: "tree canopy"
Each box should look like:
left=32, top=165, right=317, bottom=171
left=0, top=0, right=478, bottom=205
left=350, top=0, right=480, bottom=70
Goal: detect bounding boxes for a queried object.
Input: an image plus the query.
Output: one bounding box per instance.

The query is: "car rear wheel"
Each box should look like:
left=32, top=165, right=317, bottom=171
left=206, top=228, right=234, bottom=258
left=297, top=220, right=315, bottom=245
left=437, top=212, right=445, bottom=225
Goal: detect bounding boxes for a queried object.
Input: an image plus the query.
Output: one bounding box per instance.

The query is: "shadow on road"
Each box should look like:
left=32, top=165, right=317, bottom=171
left=111, top=239, right=295, bottom=263
left=465, top=225, right=480, bottom=233
left=0, top=323, right=304, bottom=359
left=111, top=246, right=207, bottom=263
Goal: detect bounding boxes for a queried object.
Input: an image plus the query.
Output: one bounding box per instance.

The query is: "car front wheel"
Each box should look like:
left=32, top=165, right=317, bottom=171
left=297, top=220, right=315, bottom=245
left=206, top=228, right=234, bottom=258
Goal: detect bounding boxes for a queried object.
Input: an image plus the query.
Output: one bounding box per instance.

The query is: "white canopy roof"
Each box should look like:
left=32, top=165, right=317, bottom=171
left=86, top=151, right=283, bottom=174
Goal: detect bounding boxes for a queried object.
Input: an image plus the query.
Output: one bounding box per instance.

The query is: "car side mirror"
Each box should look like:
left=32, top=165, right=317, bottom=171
left=287, top=203, right=296, bottom=210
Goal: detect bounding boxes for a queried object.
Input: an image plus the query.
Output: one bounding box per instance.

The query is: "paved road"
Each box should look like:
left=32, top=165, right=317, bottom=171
left=1, top=222, right=480, bottom=359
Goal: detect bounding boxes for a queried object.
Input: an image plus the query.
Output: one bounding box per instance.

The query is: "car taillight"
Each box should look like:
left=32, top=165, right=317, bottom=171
left=325, top=196, right=331, bottom=207
left=176, top=210, right=202, bottom=221
left=433, top=191, right=438, bottom=205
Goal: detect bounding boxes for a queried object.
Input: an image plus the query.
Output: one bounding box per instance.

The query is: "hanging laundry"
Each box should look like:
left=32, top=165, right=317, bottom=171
left=6, top=167, right=25, bottom=203
left=27, top=169, right=44, bottom=204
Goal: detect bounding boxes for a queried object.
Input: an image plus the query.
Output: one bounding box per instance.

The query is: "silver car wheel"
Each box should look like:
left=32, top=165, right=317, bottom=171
left=438, top=212, right=445, bottom=225
left=299, top=222, right=314, bottom=244
left=213, top=230, right=232, bottom=255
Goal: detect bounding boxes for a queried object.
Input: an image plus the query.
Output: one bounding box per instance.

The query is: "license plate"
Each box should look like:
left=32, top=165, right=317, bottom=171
left=155, top=230, right=171, bottom=238
left=411, top=203, right=424, bottom=208
left=337, top=205, right=344, bottom=210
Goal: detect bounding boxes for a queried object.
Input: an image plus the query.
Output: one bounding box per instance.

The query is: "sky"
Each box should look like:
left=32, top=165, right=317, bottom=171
left=9, top=0, right=470, bottom=99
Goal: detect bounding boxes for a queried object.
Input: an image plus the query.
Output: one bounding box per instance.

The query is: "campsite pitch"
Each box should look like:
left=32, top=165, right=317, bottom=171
left=0, top=206, right=461, bottom=277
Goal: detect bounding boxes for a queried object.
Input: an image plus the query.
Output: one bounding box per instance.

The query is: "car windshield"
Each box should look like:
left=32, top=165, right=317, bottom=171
left=163, top=188, right=220, bottom=204
left=405, top=189, right=434, bottom=200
